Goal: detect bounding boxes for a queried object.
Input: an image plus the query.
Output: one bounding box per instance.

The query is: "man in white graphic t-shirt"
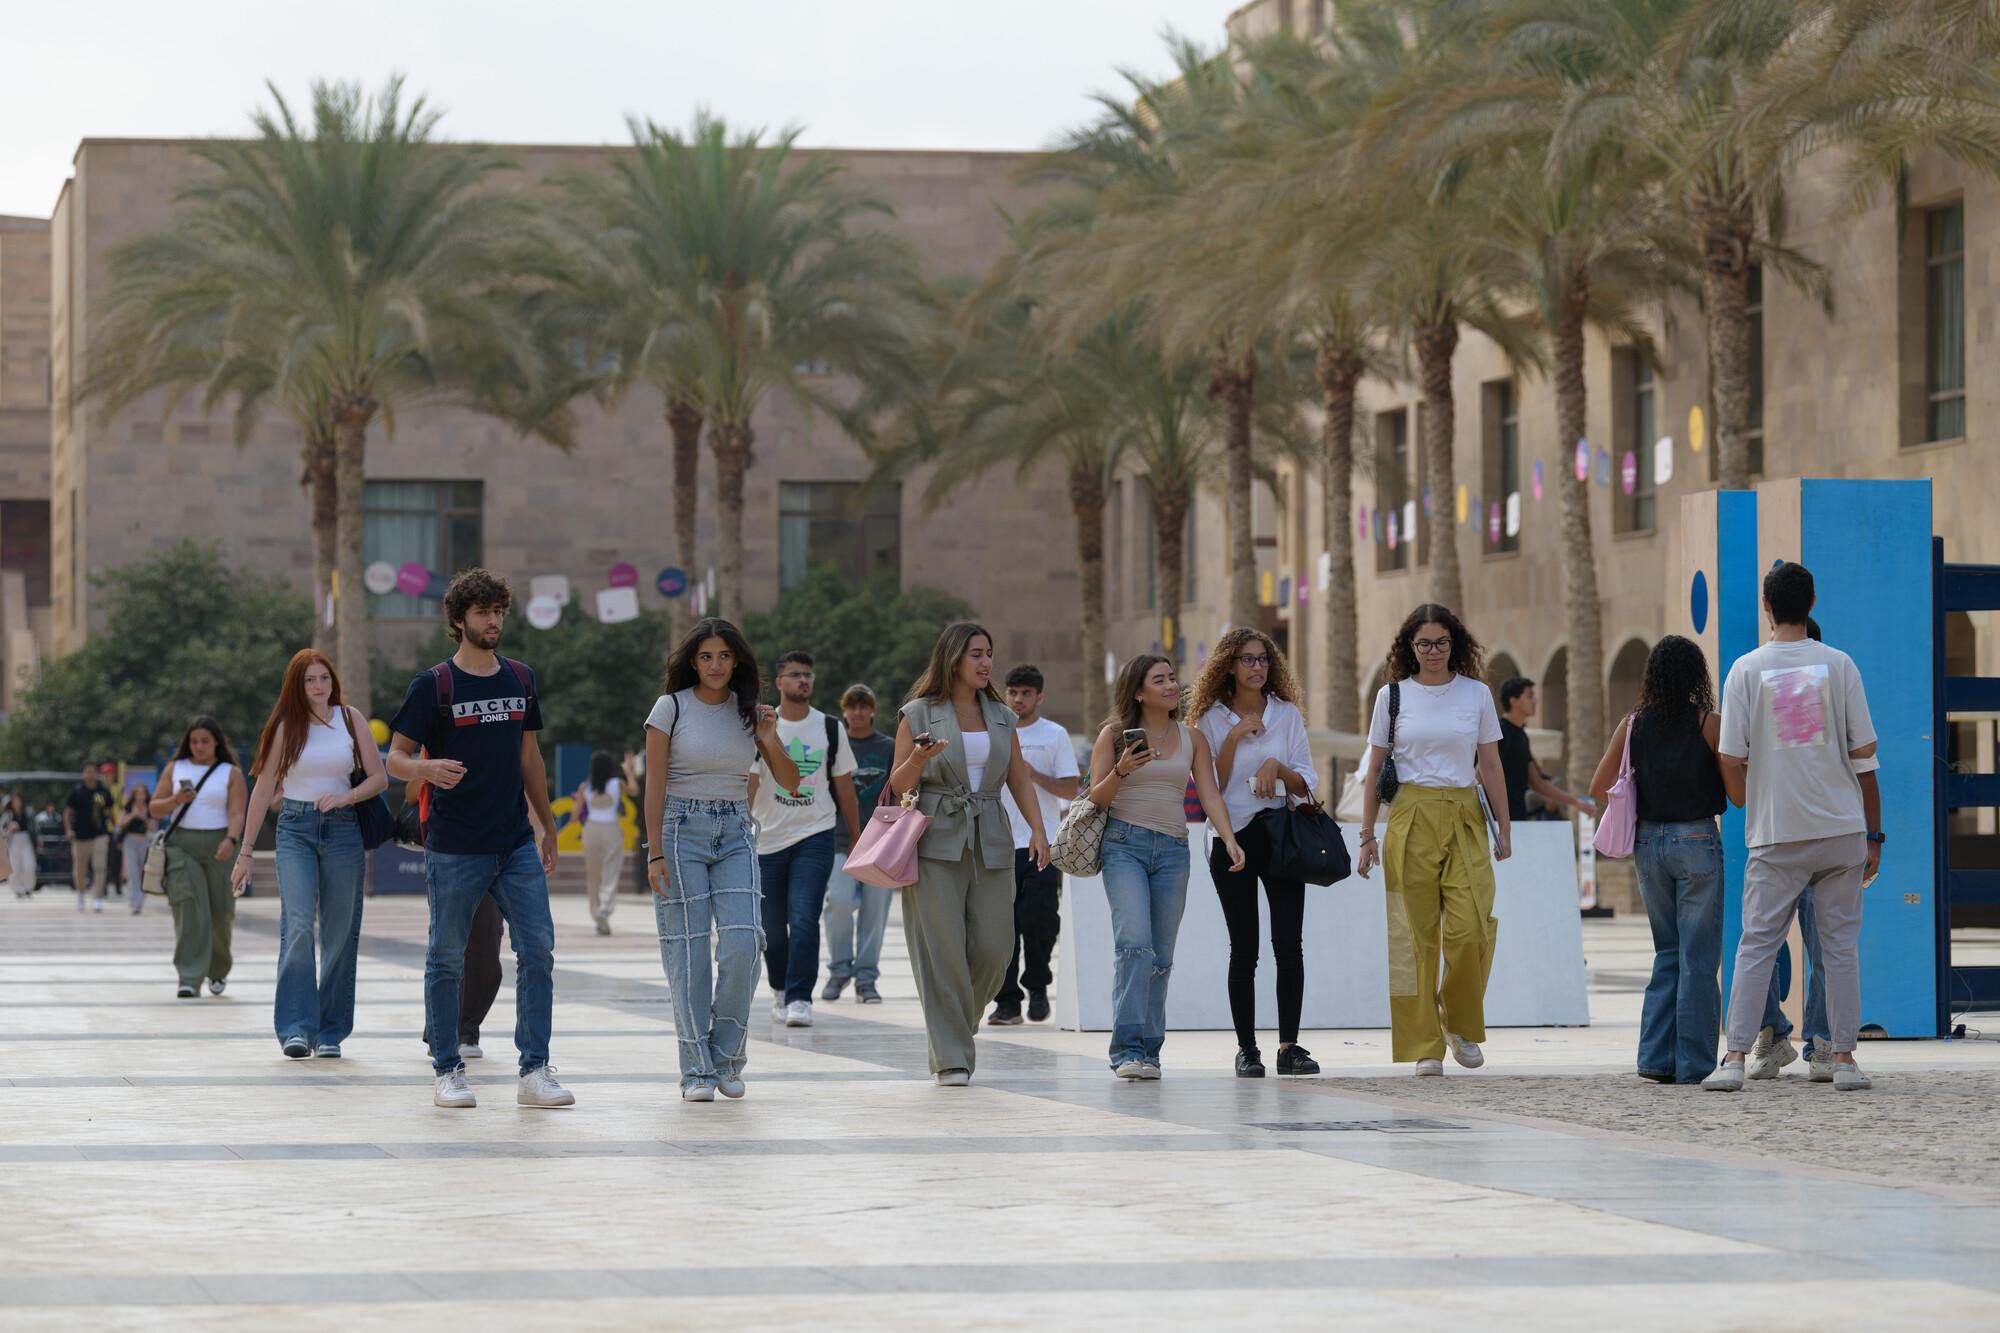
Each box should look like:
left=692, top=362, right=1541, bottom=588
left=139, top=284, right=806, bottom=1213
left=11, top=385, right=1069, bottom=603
left=989, top=665, right=1080, bottom=1025
left=1705, top=562, right=1881, bottom=1093
left=749, top=651, right=858, bottom=1029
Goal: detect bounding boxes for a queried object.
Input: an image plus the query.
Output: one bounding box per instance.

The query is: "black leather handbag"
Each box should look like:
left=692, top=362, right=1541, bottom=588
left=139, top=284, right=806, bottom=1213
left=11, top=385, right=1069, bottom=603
left=340, top=709, right=395, bottom=851
left=1376, top=681, right=1402, bottom=805
left=1255, top=794, right=1352, bottom=886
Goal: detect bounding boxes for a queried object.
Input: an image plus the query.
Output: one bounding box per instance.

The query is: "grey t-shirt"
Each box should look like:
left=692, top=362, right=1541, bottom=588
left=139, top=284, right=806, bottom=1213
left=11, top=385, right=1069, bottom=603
left=1718, top=638, right=1877, bottom=848
left=646, top=689, right=755, bottom=803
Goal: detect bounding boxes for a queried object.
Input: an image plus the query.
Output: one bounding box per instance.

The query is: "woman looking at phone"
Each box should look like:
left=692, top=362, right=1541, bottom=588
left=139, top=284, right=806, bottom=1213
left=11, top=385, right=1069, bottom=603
left=888, top=622, right=1050, bottom=1086
left=1188, top=628, right=1321, bottom=1077
left=149, top=717, right=248, bottom=999
left=1086, top=654, right=1242, bottom=1079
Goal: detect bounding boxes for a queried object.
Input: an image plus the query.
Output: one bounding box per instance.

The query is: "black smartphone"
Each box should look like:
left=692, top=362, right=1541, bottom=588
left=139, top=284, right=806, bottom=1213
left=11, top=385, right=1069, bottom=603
left=1121, top=727, right=1149, bottom=753
left=913, top=732, right=935, bottom=748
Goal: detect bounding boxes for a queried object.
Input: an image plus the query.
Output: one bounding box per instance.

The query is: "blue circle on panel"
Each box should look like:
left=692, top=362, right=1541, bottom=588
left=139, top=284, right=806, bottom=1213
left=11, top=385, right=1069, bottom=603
left=1690, top=570, right=1710, bottom=635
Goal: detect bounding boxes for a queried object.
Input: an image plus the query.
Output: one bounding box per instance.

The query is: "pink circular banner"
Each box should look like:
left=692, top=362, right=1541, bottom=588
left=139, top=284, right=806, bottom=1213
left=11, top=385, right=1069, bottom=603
left=395, top=562, right=431, bottom=598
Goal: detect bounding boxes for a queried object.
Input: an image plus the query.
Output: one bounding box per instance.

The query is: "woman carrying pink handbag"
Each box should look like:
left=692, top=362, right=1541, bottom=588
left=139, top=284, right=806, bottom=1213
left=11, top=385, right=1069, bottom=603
left=1588, top=635, right=1733, bottom=1085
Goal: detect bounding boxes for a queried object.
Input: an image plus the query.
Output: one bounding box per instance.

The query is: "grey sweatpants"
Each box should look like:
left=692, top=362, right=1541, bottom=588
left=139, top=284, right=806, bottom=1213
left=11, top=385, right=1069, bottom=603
left=902, top=852, right=1014, bottom=1075
left=1724, top=832, right=1866, bottom=1054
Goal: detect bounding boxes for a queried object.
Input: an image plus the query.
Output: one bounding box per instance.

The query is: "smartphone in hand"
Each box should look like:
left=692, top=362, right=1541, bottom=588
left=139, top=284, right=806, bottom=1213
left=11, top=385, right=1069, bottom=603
left=1120, top=727, right=1149, bottom=753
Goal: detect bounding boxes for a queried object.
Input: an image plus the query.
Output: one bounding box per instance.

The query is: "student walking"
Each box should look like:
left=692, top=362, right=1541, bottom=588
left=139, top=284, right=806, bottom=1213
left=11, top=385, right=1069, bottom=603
left=578, top=750, right=627, bottom=935
left=118, top=787, right=154, bottom=914
left=889, top=622, right=1051, bottom=1086
left=405, top=764, right=504, bottom=1063
left=1188, top=628, right=1322, bottom=1077
left=150, top=719, right=249, bottom=998
left=989, top=665, right=1080, bottom=1026
left=1496, top=677, right=1595, bottom=822
left=1356, top=605, right=1511, bottom=1076
left=750, top=651, right=859, bottom=1028
left=1086, top=654, right=1242, bottom=1078
left=822, top=684, right=897, bottom=1004
left=387, top=568, right=573, bottom=1111
left=1588, top=636, right=1732, bottom=1085
left=233, top=650, right=389, bottom=1059
left=644, top=617, right=799, bottom=1101
left=65, top=765, right=116, bottom=912
left=4, top=794, right=35, bottom=898
left=1705, top=564, right=1880, bottom=1093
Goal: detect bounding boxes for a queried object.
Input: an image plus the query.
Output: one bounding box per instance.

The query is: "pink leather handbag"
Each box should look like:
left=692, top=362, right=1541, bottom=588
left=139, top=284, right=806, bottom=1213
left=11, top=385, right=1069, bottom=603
left=844, top=790, right=931, bottom=888
left=1592, top=713, right=1638, bottom=859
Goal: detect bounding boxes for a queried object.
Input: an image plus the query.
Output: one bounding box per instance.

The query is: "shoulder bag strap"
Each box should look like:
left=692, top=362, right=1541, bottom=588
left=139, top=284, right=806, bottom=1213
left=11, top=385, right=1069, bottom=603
left=161, top=761, right=222, bottom=845
left=1387, top=682, right=1400, bottom=750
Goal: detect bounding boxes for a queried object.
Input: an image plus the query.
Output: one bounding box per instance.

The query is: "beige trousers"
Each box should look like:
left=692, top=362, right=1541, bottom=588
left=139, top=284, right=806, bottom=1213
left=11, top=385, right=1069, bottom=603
left=582, top=821, right=625, bottom=924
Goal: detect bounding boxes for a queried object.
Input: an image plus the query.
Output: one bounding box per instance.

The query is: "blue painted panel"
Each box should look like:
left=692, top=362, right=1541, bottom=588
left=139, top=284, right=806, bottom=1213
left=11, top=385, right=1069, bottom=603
left=1716, top=490, right=1759, bottom=1011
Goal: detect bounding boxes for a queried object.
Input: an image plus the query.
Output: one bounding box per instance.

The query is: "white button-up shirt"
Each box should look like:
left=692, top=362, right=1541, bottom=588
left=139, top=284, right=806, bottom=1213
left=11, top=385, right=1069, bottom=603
left=1194, top=696, right=1318, bottom=834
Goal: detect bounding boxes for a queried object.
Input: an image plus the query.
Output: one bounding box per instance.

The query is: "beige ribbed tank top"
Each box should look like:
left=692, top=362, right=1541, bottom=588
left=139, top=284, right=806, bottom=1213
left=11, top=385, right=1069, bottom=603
left=1109, top=722, right=1193, bottom=840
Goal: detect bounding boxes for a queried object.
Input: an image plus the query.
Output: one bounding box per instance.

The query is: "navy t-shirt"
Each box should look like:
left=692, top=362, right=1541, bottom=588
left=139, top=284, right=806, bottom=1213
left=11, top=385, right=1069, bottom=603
left=389, top=659, right=544, bottom=855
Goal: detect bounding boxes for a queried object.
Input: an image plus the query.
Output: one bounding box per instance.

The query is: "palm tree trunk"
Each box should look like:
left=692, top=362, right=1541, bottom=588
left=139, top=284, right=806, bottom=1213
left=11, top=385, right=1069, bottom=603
left=1699, top=190, right=1757, bottom=492
left=1069, top=463, right=1108, bottom=729
left=710, top=420, right=753, bottom=616
left=1211, top=351, right=1258, bottom=629
left=331, top=395, right=376, bottom=718
left=1153, top=483, right=1190, bottom=661
left=1315, top=340, right=1364, bottom=733
left=1414, top=321, right=1463, bottom=614
left=1552, top=284, right=1605, bottom=791
left=304, top=426, right=337, bottom=657
left=668, top=398, right=702, bottom=576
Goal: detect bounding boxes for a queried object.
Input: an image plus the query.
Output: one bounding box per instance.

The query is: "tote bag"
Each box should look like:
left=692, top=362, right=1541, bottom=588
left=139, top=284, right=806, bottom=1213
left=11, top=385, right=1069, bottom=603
left=1592, top=714, right=1639, bottom=859
left=844, top=790, right=931, bottom=889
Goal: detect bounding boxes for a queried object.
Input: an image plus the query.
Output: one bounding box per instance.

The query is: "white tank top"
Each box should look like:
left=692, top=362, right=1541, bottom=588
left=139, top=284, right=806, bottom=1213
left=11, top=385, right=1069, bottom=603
left=585, top=778, right=623, bottom=821
left=963, top=731, right=992, bottom=789
left=281, top=711, right=356, bottom=804
left=165, top=759, right=235, bottom=830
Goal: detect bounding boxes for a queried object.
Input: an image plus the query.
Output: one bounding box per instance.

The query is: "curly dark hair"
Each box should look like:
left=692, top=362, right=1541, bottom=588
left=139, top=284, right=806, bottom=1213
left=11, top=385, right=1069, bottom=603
left=1384, top=603, right=1485, bottom=683
left=1635, top=635, right=1715, bottom=733
left=442, top=568, right=513, bottom=643
left=662, top=618, right=762, bottom=729
left=1187, top=627, right=1305, bottom=725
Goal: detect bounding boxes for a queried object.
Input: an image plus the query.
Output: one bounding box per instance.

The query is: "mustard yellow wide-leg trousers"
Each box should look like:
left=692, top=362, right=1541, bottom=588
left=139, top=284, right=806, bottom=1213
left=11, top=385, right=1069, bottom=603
left=1382, top=786, right=1497, bottom=1063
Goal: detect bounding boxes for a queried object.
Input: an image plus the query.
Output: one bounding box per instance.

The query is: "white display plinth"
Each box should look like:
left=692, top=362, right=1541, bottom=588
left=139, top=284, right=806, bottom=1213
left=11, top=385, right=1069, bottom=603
left=1055, top=820, right=1590, bottom=1032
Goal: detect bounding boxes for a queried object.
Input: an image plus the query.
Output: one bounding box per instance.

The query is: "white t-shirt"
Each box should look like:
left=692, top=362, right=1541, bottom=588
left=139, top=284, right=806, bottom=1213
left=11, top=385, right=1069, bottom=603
left=1195, top=695, right=1319, bottom=833
left=1719, top=638, right=1877, bottom=848
left=1003, top=716, right=1079, bottom=848
left=159, top=759, right=236, bottom=831
left=750, top=708, right=856, bottom=854
left=1367, top=676, right=1502, bottom=790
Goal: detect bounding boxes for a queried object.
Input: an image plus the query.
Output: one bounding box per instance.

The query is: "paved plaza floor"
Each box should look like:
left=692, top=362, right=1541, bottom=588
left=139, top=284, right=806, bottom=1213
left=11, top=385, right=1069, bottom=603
left=6, top=886, right=2000, bottom=1330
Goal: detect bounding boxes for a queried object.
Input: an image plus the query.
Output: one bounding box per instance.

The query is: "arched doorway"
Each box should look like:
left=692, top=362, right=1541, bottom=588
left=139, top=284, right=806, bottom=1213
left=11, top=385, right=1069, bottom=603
left=1540, top=646, right=1569, bottom=747
left=1607, top=638, right=1651, bottom=725
left=1486, top=651, right=1522, bottom=712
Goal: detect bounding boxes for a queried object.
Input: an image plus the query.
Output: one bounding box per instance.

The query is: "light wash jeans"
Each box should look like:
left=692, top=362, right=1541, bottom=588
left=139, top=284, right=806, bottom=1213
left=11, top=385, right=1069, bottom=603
left=1099, top=817, right=1189, bottom=1068
left=122, top=833, right=148, bottom=913
left=656, top=798, right=762, bottom=1093
left=1632, top=818, right=1722, bottom=1084
left=823, top=851, right=892, bottom=988
left=1761, top=888, right=1830, bottom=1056
left=272, top=800, right=366, bottom=1048
left=424, top=840, right=555, bottom=1076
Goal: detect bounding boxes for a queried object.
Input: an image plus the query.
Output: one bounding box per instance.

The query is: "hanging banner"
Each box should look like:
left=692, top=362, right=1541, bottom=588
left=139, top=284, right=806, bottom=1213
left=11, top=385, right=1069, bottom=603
left=1402, top=500, right=1417, bottom=545
left=595, top=586, right=640, bottom=625
left=1163, top=616, right=1175, bottom=650
left=1575, top=438, right=1590, bottom=482
left=1358, top=505, right=1369, bottom=542
left=1317, top=550, right=1332, bottom=591
left=656, top=567, right=688, bottom=599
left=1422, top=484, right=1434, bottom=517
left=1532, top=459, right=1545, bottom=502
left=529, top=574, right=571, bottom=607
left=363, top=561, right=398, bottom=596
left=1689, top=405, right=1706, bottom=453
left=395, top=563, right=432, bottom=598
left=1487, top=502, right=1501, bottom=545
left=1386, top=513, right=1399, bottom=550
left=1456, top=485, right=1468, bottom=525
left=526, top=595, right=562, bottom=631
left=1595, top=447, right=1612, bottom=488
left=1654, top=436, right=1674, bottom=486
left=1279, top=577, right=1291, bottom=609
left=1260, top=570, right=1276, bottom=605
left=1621, top=451, right=1638, bottom=496
left=608, top=562, right=639, bottom=590
left=1505, top=491, right=1521, bottom=538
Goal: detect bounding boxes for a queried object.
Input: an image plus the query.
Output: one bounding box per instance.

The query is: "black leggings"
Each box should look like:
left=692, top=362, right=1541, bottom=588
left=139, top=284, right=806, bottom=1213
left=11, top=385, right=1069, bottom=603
left=1210, top=819, right=1306, bottom=1048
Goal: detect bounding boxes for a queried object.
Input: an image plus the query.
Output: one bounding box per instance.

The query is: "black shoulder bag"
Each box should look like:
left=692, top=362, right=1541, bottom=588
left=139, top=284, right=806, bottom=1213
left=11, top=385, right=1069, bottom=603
left=339, top=707, right=394, bottom=850
left=1376, top=681, right=1402, bottom=804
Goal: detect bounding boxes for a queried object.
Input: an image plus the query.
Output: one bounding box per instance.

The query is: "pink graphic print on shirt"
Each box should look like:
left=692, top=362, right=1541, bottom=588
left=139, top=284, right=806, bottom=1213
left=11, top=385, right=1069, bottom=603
left=1762, top=665, right=1830, bottom=749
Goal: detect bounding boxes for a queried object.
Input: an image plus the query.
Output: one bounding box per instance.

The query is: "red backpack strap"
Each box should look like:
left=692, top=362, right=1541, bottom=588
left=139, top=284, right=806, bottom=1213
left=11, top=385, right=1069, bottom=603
left=501, top=657, right=535, bottom=702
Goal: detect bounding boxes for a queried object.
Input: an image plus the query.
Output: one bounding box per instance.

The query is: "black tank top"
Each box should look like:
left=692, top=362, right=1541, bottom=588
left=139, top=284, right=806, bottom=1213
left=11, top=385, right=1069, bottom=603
left=1630, top=710, right=1726, bottom=823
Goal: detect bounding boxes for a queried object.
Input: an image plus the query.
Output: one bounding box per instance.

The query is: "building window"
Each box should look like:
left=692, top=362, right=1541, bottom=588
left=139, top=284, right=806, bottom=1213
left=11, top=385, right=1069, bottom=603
left=1482, top=380, right=1519, bottom=555
left=1928, top=202, right=1966, bottom=442
left=1375, top=408, right=1409, bottom=575
left=364, top=481, right=483, bottom=617
left=0, top=500, right=52, bottom=609
left=777, top=482, right=901, bottom=592
left=1614, top=352, right=1656, bottom=535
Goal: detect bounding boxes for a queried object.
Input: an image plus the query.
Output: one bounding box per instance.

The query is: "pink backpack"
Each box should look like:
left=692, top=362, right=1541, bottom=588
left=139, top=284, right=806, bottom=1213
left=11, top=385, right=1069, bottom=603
left=1592, top=713, right=1639, bottom=859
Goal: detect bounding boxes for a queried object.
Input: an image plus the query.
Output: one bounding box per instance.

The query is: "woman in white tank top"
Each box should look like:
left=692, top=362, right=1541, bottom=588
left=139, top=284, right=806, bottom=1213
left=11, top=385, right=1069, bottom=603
left=149, top=716, right=250, bottom=1001
left=233, top=650, right=388, bottom=1058
left=576, top=750, right=627, bottom=935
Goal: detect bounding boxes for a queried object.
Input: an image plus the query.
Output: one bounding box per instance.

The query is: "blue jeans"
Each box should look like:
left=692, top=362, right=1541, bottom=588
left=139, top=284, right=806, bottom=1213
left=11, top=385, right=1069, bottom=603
left=424, top=840, right=554, bottom=1076
left=1760, top=888, right=1829, bottom=1054
left=657, top=799, right=762, bottom=1092
left=272, top=801, right=366, bottom=1047
left=1633, top=819, right=1723, bottom=1083
left=759, top=826, right=836, bottom=1003
left=1099, top=818, right=1190, bottom=1068
left=823, top=851, right=891, bottom=987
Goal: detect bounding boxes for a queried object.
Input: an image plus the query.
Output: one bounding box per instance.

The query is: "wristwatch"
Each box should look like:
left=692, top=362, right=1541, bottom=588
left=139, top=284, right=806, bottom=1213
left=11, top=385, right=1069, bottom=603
left=1866, top=831, right=1886, bottom=845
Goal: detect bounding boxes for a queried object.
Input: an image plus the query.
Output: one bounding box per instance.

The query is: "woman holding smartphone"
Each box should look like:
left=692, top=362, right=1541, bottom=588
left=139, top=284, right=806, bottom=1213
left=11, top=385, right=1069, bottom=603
left=150, top=717, right=248, bottom=999
left=119, top=786, right=155, bottom=914
left=643, top=617, right=798, bottom=1102
left=888, top=622, right=1050, bottom=1087
left=1086, top=654, right=1242, bottom=1079
left=1354, top=604, right=1510, bottom=1076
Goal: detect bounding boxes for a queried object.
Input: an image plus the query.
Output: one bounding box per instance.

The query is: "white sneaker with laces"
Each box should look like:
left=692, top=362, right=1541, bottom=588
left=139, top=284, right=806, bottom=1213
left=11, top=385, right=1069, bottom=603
left=434, top=1068, right=476, bottom=1109
left=1114, top=1060, right=1146, bottom=1080
left=717, top=1076, right=746, bottom=1099
left=681, top=1084, right=716, bottom=1102
left=1747, top=1025, right=1798, bottom=1080
left=517, top=1065, right=576, bottom=1108
left=772, top=997, right=788, bottom=1022
left=1444, top=1032, right=1484, bottom=1069
left=784, top=1000, right=813, bottom=1028
left=460, top=1043, right=483, bottom=1060
left=1833, top=1061, right=1872, bottom=1091
left=1809, top=1048, right=1836, bottom=1083
left=1703, top=1059, right=1746, bottom=1092
left=1414, top=1059, right=1444, bottom=1077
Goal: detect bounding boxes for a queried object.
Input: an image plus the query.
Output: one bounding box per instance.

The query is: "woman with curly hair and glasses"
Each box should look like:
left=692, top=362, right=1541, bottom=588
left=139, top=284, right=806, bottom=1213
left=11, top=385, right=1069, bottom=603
left=1354, top=604, right=1510, bottom=1076
left=1187, top=628, right=1320, bottom=1078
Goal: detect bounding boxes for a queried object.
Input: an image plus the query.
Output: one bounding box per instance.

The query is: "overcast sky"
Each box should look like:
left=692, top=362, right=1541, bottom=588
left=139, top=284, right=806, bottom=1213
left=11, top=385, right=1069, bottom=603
left=1, top=0, right=1236, bottom=217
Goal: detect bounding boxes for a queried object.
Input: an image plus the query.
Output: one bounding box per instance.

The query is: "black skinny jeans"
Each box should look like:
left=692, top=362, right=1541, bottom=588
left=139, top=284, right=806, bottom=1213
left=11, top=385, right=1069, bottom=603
left=1209, top=818, right=1306, bottom=1048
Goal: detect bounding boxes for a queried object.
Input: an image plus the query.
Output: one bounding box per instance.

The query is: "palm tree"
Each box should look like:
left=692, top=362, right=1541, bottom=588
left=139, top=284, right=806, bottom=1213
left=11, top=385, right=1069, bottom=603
left=88, top=77, right=578, bottom=710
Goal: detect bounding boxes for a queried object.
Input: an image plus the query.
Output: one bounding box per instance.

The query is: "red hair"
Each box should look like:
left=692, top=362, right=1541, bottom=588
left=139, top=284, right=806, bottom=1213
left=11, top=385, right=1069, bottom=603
left=252, top=650, right=353, bottom=780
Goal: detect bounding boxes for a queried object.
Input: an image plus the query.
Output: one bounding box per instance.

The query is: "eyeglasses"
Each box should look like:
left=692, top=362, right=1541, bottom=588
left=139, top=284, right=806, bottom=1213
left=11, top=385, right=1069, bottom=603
left=1237, top=654, right=1272, bottom=668
left=1413, top=638, right=1452, bottom=656
left=779, top=671, right=813, bottom=682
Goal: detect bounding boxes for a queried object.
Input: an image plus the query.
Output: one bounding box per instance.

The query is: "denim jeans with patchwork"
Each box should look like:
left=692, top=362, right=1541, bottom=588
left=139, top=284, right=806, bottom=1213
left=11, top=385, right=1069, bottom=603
left=656, top=798, right=762, bottom=1092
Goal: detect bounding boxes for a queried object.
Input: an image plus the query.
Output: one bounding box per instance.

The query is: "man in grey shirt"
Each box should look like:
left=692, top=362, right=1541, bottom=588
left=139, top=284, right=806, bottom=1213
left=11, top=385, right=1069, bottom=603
left=1705, top=563, right=1882, bottom=1092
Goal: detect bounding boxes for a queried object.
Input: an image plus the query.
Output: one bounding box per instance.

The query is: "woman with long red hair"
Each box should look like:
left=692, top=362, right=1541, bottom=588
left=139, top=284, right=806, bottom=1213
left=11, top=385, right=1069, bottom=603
left=233, top=650, right=388, bottom=1059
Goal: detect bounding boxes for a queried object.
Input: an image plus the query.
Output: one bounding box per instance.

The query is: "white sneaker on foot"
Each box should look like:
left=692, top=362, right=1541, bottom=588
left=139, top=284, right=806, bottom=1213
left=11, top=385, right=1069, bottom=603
left=681, top=1084, right=716, bottom=1102
left=784, top=1000, right=813, bottom=1028
left=460, top=1042, right=482, bottom=1060
left=1833, top=1061, right=1872, bottom=1091
left=772, top=997, right=788, bottom=1022
left=517, top=1065, right=575, bottom=1108
left=434, top=1068, right=476, bottom=1108
left=1747, top=1025, right=1798, bottom=1079
left=1114, top=1060, right=1146, bottom=1080
left=1414, top=1059, right=1444, bottom=1077
left=717, top=1076, right=746, bottom=1099
left=1809, top=1048, right=1836, bottom=1083
left=935, top=1069, right=971, bottom=1087
left=1703, top=1059, right=1746, bottom=1092
left=1444, top=1032, right=1484, bottom=1069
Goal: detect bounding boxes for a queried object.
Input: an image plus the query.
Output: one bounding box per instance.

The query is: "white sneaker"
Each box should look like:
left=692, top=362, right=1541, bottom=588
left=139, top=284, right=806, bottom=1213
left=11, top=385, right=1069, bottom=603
left=1414, top=1059, right=1444, bottom=1077
left=784, top=1000, right=813, bottom=1028
left=1747, top=1025, right=1798, bottom=1079
left=1444, top=1032, right=1484, bottom=1069
left=717, top=1076, right=746, bottom=1099
left=460, top=1043, right=483, bottom=1060
left=434, top=1068, right=476, bottom=1108
left=1703, top=1059, right=1746, bottom=1092
left=1833, top=1060, right=1872, bottom=1091
left=1809, top=1048, right=1836, bottom=1083
left=935, top=1069, right=971, bottom=1087
left=772, top=998, right=788, bottom=1022
left=517, top=1065, right=575, bottom=1108
left=681, top=1084, right=716, bottom=1102
left=92, top=899, right=103, bottom=913
left=1114, top=1060, right=1146, bottom=1080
